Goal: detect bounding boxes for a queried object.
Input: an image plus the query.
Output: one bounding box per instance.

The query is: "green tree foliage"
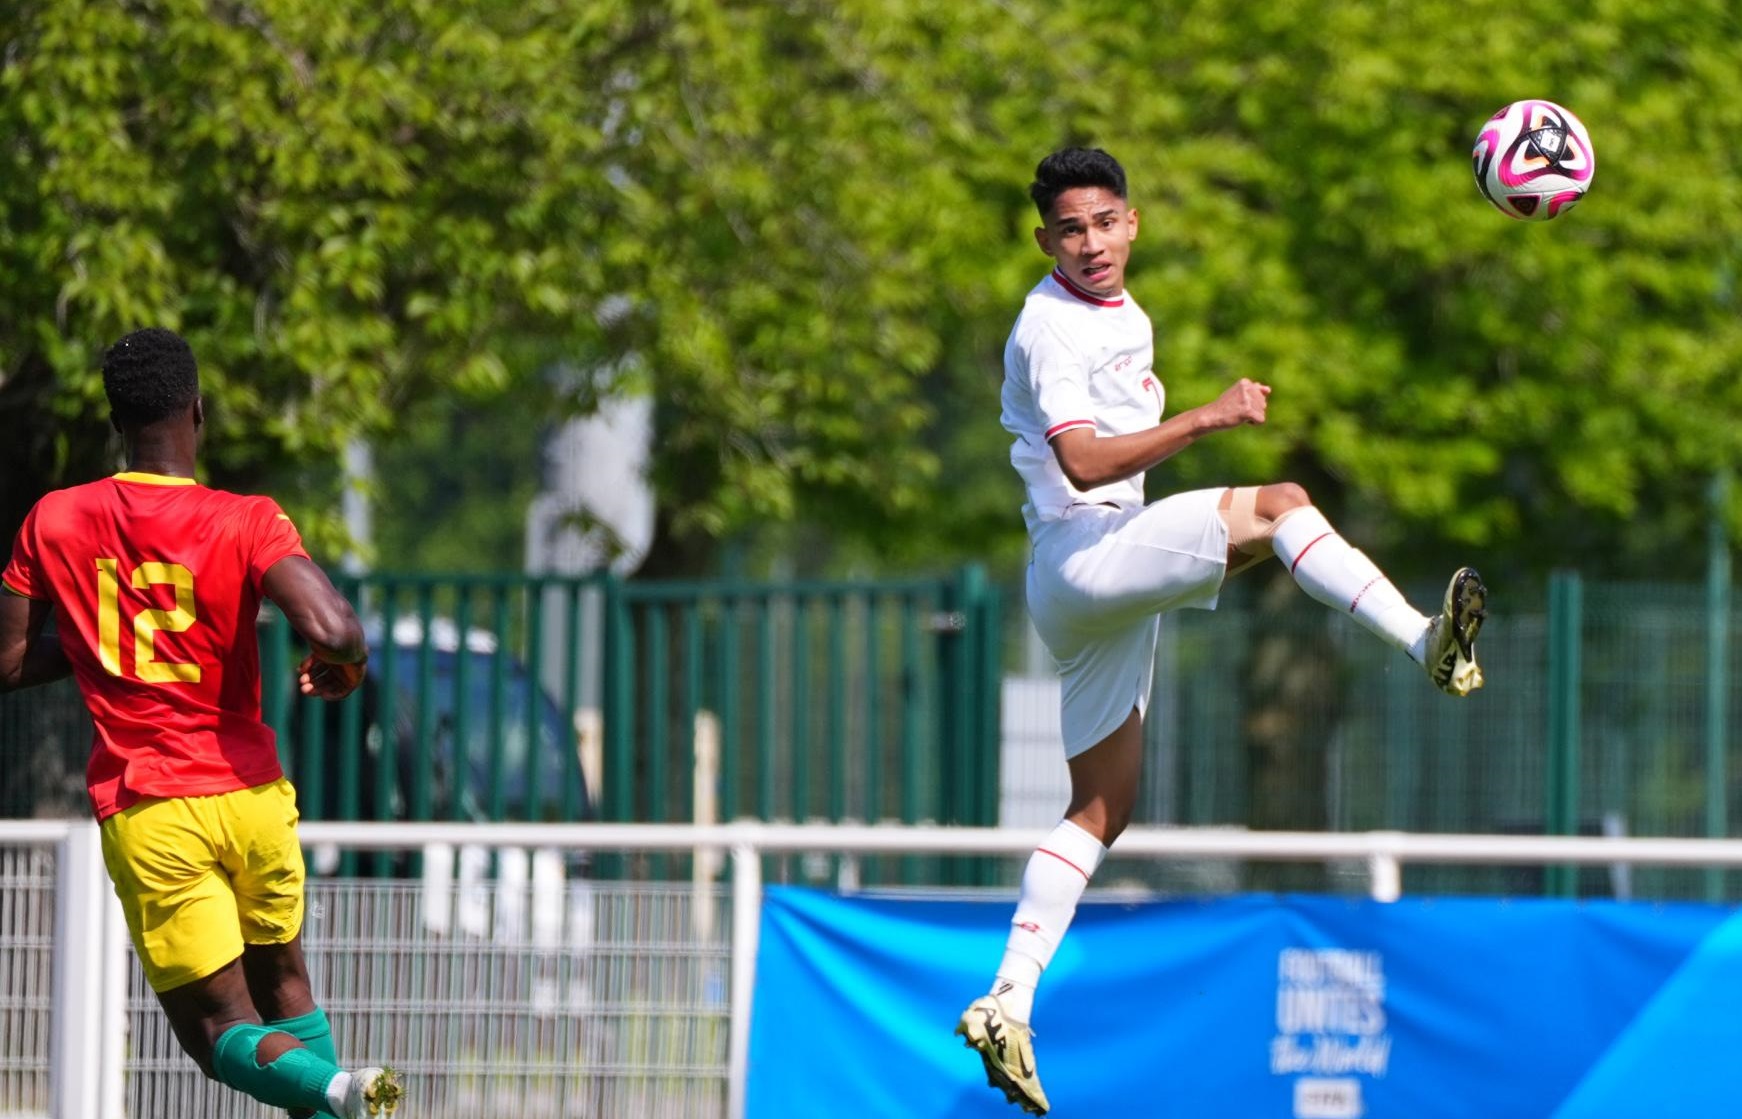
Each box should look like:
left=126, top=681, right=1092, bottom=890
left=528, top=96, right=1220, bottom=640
left=2, top=0, right=1738, bottom=582
left=1, top=0, right=644, bottom=552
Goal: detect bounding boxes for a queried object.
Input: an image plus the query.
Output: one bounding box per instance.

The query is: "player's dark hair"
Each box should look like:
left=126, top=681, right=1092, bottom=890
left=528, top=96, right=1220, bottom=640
left=1030, top=147, right=1128, bottom=221
left=102, top=327, right=200, bottom=427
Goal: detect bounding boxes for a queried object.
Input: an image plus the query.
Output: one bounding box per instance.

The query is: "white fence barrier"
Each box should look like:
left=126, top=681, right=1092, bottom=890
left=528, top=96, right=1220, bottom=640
left=10, top=820, right=1742, bottom=1119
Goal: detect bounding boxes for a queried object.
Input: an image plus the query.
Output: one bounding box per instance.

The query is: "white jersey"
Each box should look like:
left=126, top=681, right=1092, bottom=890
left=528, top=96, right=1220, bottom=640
left=1000, top=269, right=1163, bottom=533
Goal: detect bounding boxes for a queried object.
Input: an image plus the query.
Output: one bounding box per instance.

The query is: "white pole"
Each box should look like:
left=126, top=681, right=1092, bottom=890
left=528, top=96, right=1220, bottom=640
left=693, top=710, right=722, bottom=942
left=1364, top=830, right=1403, bottom=903
left=99, top=883, right=127, bottom=1119
left=0, top=820, right=74, bottom=842
left=285, top=820, right=1742, bottom=869
left=21, top=817, right=1742, bottom=869
left=420, top=842, right=455, bottom=936
left=52, top=821, right=104, bottom=1119
left=727, top=842, right=762, bottom=1119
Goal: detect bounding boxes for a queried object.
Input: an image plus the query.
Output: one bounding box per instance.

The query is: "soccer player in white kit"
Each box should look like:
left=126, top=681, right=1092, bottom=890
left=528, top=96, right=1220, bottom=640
left=955, top=148, right=1487, bottom=1116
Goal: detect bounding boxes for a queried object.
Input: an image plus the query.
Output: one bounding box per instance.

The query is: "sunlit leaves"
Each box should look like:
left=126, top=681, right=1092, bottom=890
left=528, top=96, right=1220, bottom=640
left=2, top=0, right=1738, bottom=581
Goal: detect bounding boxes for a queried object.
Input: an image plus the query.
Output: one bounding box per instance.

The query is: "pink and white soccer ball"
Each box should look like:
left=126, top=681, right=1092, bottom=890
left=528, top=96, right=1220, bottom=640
left=1471, top=99, right=1595, bottom=221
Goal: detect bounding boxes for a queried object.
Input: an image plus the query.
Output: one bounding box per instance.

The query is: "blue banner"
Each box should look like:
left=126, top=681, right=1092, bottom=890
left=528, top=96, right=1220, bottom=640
left=746, top=888, right=1742, bottom=1118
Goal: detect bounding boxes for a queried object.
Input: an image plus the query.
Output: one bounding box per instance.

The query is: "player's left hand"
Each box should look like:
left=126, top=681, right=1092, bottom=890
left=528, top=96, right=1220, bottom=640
left=298, top=654, right=366, bottom=700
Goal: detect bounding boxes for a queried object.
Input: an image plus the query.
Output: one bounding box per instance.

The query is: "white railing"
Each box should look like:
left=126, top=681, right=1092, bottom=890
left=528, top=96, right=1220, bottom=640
left=11, top=819, right=1742, bottom=1119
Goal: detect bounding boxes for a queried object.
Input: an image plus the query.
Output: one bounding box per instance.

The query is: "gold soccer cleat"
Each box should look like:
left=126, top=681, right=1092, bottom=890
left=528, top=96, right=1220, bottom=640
left=1425, top=567, right=1487, bottom=697
left=956, top=996, right=1050, bottom=1116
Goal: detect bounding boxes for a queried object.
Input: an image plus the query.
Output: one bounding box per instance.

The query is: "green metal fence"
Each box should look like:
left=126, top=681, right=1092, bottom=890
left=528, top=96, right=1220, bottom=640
left=598, top=568, right=1001, bottom=884
left=256, top=573, right=608, bottom=876
left=0, top=678, right=90, bottom=818
left=995, top=573, right=1739, bottom=901
left=4, top=571, right=1739, bottom=899
left=253, top=568, right=1002, bottom=882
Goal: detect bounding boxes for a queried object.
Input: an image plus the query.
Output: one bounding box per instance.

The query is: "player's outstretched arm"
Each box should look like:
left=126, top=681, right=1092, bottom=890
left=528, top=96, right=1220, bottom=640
left=1051, top=377, right=1271, bottom=490
left=261, top=556, right=368, bottom=700
left=0, top=589, right=72, bottom=693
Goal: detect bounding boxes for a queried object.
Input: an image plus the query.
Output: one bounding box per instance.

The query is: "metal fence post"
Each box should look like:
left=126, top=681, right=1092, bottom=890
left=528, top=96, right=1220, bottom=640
left=451, top=585, right=474, bottom=823
left=1707, top=469, right=1732, bottom=901
left=99, top=865, right=126, bottom=1119
left=260, top=606, right=292, bottom=752
left=826, top=594, right=847, bottom=828
left=646, top=604, right=669, bottom=879
left=790, top=597, right=810, bottom=825
left=562, top=580, right=585, bottom=822
left=864, top=597, right=883, bottom=873
left=1366, top=831, right=1404, bottom=903
left=489, top=585, right=512, bottom=821
left=1546, top=570, right=1584, bottom=898
left=719, top=596, right=742, bottom=823
left=53, top=820, right=124, bottom=1119
left=600, top=575, right=633, bottom=878
left=900, top=591, right=927, bottom=885
left=946, top=572, right=975, bottom=808
left=728, top=838, right=763, bottom=1119
left=965, top=569, right=1002, bottom=884
left=976, top=579, right=1003, bottom=834
left=601, top=574, right=627, bottom=824
left=935, top=570, right=968, bottom=885
left=411, top=581, right=437, bottom=824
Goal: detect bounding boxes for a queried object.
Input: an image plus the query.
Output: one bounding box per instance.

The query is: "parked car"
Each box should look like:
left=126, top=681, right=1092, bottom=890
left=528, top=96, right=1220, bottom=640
left=291, top=615, right=595, bottom=832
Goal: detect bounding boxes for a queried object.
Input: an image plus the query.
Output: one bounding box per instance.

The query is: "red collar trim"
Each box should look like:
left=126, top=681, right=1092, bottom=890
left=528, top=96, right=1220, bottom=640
left=1051, top=268, right=1124, bottom=307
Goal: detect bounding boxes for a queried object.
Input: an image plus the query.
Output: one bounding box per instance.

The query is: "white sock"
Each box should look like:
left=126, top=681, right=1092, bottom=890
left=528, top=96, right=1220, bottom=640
left=1273, top=507, right=1432, bottom=663
left=991, top=819, right=1108, bottom=1024
left=325, top=1072, right=352, bottom=1116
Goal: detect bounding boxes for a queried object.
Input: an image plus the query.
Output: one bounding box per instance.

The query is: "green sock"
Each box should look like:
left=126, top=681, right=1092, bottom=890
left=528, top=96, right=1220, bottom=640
left=210, top=1023, right=342, bottom=1114
left=267, top=1007, right=339, bottom=1067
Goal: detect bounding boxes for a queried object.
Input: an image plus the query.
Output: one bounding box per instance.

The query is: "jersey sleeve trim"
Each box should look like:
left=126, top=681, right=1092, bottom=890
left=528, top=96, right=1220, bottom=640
left=1, top=578, right=41, bottom=600
left=245, top=500, right=311, bottom=588
left=1044, top=419, right=1096, bottom=441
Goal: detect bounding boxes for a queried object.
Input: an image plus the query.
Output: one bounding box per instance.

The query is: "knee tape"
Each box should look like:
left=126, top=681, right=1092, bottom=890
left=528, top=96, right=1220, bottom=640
left=1220, top=487, right=1276, bottom=557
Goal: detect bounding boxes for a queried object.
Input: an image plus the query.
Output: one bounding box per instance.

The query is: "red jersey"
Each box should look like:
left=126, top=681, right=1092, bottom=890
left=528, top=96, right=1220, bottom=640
left=2, top=472, right=310, bottom=820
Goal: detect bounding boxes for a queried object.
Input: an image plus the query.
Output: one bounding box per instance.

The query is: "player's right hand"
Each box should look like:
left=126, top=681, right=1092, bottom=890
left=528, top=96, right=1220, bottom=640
left=298, top=654, right=366, bottom=700
left=1210, top=377, right=1270, bottom=428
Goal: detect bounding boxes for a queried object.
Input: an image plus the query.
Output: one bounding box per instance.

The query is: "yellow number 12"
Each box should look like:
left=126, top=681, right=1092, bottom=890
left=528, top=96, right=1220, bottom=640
left=95, top=558, right=202, bottom=684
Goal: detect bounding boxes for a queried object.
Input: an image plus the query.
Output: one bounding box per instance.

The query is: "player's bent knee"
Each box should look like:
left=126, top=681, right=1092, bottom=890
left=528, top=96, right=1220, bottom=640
left=1067, top=807, right=1131, bottom=846
left=1220, top=486, right=1277, bottom=557
left=1222, top=484, right=1317, bottom=559
left=1259, top=482, right=1312, bottom=516
left=1066, top=788, right=1137, bottom=843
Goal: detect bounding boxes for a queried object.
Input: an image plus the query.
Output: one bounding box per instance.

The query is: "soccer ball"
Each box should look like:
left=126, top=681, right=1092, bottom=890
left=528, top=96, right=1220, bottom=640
left=1471, top=99, right=1595, bottom=221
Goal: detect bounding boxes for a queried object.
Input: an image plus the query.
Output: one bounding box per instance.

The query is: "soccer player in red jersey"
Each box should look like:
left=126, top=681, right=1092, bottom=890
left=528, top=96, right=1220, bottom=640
left=0, top=328, right=403, bottom=1117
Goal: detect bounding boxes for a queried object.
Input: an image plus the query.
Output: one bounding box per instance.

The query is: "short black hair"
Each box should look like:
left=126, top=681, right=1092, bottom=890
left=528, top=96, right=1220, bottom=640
left=1030, top=147, right=1129, bottom=221
left=102, top=327, right=200, bottom=426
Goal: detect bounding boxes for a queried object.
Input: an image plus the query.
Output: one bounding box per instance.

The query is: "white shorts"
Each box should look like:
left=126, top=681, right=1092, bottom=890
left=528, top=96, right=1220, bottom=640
left=1026, top=489, right=1229, bottom=758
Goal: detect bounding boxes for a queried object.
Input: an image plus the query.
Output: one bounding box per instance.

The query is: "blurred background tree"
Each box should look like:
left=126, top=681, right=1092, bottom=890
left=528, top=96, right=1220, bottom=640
left=2, top=0, right=1738, bottom=585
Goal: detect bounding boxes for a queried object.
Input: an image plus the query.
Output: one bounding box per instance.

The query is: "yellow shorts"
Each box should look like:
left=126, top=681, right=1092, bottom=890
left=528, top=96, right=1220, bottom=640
left=99, top=777, right=306, bottom=992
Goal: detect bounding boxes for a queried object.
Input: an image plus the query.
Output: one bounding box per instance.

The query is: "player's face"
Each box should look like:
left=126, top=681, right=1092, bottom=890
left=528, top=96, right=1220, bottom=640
left=1035, top=187, right=1139, bottom=297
